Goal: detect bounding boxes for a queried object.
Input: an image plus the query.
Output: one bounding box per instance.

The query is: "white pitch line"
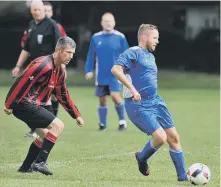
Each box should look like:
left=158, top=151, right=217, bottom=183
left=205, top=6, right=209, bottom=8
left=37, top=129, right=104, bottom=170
left=0, top=151, right=135, bottom=170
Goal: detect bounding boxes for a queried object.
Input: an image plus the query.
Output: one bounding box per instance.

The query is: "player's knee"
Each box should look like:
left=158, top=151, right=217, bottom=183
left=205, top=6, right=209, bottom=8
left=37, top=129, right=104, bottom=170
left=50, top=118, right=64, bottom=133
left=152, top=128, right=167, bottom=146
left=99, top=96, right=107, bottom=105
left=157, top=133, right=167, bottom=145
left=35, top=128, right=49, bottom=139
left=168, top=133, right=180, bottom=144
left=110, top=93, right=121, bottom=104
left=56, top=120, right=64, bottom=133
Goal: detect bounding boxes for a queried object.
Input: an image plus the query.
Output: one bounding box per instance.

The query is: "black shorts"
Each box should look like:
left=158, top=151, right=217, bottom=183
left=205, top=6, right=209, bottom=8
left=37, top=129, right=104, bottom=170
left=12, top=101, right=56, bottom=131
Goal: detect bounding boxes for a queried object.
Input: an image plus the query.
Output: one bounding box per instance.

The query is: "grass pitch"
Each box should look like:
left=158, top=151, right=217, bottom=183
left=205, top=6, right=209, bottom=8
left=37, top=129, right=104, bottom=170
left=0, top=86, right=219, bottom=187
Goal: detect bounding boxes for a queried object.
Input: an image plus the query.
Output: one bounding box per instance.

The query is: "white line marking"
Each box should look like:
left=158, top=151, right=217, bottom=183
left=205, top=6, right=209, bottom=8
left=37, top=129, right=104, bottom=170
left=0, top=152, right=135, bottom=169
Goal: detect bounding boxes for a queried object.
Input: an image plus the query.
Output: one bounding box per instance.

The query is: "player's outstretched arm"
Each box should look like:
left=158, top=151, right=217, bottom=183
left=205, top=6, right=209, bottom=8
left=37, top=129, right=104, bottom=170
left=53, top=76, right=84, bottom=126
left=6, top=59, right=49, bottom=110
left=85, top=37, right=95, bottom=80
left=111, top=65, right=141, bottom=101
left=12, top=50, right=29, bottom=78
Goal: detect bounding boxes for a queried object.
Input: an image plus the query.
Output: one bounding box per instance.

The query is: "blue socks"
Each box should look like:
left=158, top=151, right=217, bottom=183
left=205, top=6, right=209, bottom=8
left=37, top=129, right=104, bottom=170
left=169, top=148, right=187, bottom=180
left=138, top=139, right=158, bottom=162
left=138, top=139, right=187, bottom=181
left=115, top=102, right=125, bottom=121
left=98, top=105, right=108, bottom=128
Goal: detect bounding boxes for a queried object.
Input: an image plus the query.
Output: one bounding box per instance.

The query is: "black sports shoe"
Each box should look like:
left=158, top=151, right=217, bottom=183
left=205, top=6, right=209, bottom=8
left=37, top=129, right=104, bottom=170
left=32, top=162, right=53, bottom=175
left=135, top=152, right=150, bottom=176
left=98, top=124, right=106, bottom=131
left=17, top=167, right=33, bottom=173
left=177, top=175, right=188, bottom=182
left=118, top=124, right=126, bottom=131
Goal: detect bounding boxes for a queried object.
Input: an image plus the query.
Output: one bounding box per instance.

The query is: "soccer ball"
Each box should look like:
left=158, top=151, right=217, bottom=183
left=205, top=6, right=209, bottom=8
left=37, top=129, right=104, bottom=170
left=187, top=163, right=211, bottom=185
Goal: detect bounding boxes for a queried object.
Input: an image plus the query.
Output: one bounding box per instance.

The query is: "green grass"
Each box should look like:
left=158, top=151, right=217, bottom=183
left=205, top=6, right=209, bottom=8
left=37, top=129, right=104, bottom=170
left=0, top=69, right=219, bottom=89
left=0, top=87, right=219, bottom=187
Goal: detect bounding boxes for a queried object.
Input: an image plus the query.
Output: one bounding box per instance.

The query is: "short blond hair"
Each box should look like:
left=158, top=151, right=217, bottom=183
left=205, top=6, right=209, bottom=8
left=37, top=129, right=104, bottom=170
left=137, top=24, right=158, bottom=41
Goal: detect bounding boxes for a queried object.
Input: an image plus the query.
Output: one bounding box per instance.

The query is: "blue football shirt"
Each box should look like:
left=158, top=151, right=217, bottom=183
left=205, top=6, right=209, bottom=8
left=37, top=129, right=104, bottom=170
left=85, top=30, right=129, bottom=85
left=115, top=46, right=158, bottom=99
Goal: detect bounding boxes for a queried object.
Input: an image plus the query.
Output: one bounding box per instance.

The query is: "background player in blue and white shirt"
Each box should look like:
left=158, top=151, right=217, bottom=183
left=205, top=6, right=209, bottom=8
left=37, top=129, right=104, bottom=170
left=85, top=12, right=129, bottom=131
left=111, top=24, right=188, bottom=181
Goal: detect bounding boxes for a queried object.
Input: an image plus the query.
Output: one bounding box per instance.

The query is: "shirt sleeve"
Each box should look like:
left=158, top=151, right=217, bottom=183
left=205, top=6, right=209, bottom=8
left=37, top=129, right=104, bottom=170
left=23, top=21, right=33, bottom=52
left=5, top=60, right=49, bottom=108
left=53, top=71, right=81, bottom=119
left=115, top=50, right=132, bottom=71
left=21, top=30, right=28, bottom=49
left=85, top=36, right=96, bottom=73
left=51, top=19, right=62, bottom=42
left=57, top=23, right=67, bottom=37
left=121, top=35, right=129, bottom=52
left=23, top=31, right=29, bottom=52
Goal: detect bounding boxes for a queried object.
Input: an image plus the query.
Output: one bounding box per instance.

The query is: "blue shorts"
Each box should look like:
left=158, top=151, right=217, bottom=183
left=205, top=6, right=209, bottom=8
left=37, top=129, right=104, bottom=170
left=125, top=95, right=174, bottom=135
left=95, top=82, right=122, bottom=97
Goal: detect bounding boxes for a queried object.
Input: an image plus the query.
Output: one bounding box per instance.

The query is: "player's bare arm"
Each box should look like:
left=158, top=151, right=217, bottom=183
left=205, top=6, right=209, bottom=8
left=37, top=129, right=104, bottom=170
left=12, top=50, right=29, bottom=78
left=111, top=64, right=141, bottom=101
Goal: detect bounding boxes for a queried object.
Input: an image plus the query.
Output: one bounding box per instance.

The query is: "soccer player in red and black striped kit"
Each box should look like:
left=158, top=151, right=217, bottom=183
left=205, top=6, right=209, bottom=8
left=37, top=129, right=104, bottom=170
left=5, top=37, right=84, bottom=175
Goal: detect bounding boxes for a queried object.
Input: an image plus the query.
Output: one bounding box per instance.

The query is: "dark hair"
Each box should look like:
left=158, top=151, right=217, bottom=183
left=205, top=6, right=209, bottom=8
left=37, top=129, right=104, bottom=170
left=43, top=1, right=53, bottom=8
left=56, top=37, right=76, bottom=49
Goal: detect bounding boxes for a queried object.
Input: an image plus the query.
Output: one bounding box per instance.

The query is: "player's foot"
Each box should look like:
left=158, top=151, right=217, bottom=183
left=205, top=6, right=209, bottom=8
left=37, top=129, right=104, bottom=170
left=118, top=120, right=127, bottom=131
left=178, top=175, right=188, bottom=181
left=17, top=166, right=33, bottom=173
left=135, top=152, right=150, bottom=176
left=24, top=131, right=37, bottom=138
left=31, top=162, right=53, bottom=175
left=98, top=124, right=106, bottom=131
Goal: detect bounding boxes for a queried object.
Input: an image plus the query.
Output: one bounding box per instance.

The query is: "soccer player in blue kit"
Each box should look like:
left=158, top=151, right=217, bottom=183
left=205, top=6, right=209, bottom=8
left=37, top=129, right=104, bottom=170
left=111, top=24, right=188, bottom=181
left=85, top=12, right=129, bottom=131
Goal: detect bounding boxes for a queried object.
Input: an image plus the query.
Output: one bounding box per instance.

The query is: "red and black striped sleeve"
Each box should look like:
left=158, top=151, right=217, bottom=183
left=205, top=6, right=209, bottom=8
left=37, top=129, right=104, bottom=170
left=53, top=70, right=81, bottom=119
left=5, top=56, right=51, bottom=109
left=57, top=23, right=67, bottom=37
left=21, top=30, right=28, bottom=48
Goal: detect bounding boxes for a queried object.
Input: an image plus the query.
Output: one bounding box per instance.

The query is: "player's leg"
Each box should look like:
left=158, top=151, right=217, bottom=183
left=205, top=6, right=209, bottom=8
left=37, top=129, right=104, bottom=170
left=165, top=128, right=187, bottom=181
left=138, top=127, right=167, bottom=161
left=135, top=127, right=167, bottom=176
left=156, top=96, right=187, bottom=181
left=125, top=99, right=167, bottom=176
left=18, top=128, right=48, bottom=172
left=18, top=105, right=54, bottom=172
left=12, top=102, right=59, bottom=175
left=110, top=92, right=127, bottom=131
left=110, top=82, right=127, bottom=130
left=96, top=85, right=109, bottom=130
left=24, top=100, right=54, bottom=138
left=32, top=117, right=64, bottom=175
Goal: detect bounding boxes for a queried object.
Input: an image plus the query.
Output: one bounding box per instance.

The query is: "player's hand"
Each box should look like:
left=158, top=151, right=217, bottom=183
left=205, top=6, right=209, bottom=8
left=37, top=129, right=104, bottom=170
left=76, top=117, right=84, bottom=127
left=4, top=106, right=13, bottom=115
left=85, top=72, right=93, bottom=80
left=12, top=66, right=20, bottom=78
left=131, top=89, right=141, bottom=101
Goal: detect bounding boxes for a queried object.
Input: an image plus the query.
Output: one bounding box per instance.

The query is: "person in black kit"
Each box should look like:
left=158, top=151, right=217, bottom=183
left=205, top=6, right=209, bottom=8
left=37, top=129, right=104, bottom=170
left=12, top=0, right=62, bottom=138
